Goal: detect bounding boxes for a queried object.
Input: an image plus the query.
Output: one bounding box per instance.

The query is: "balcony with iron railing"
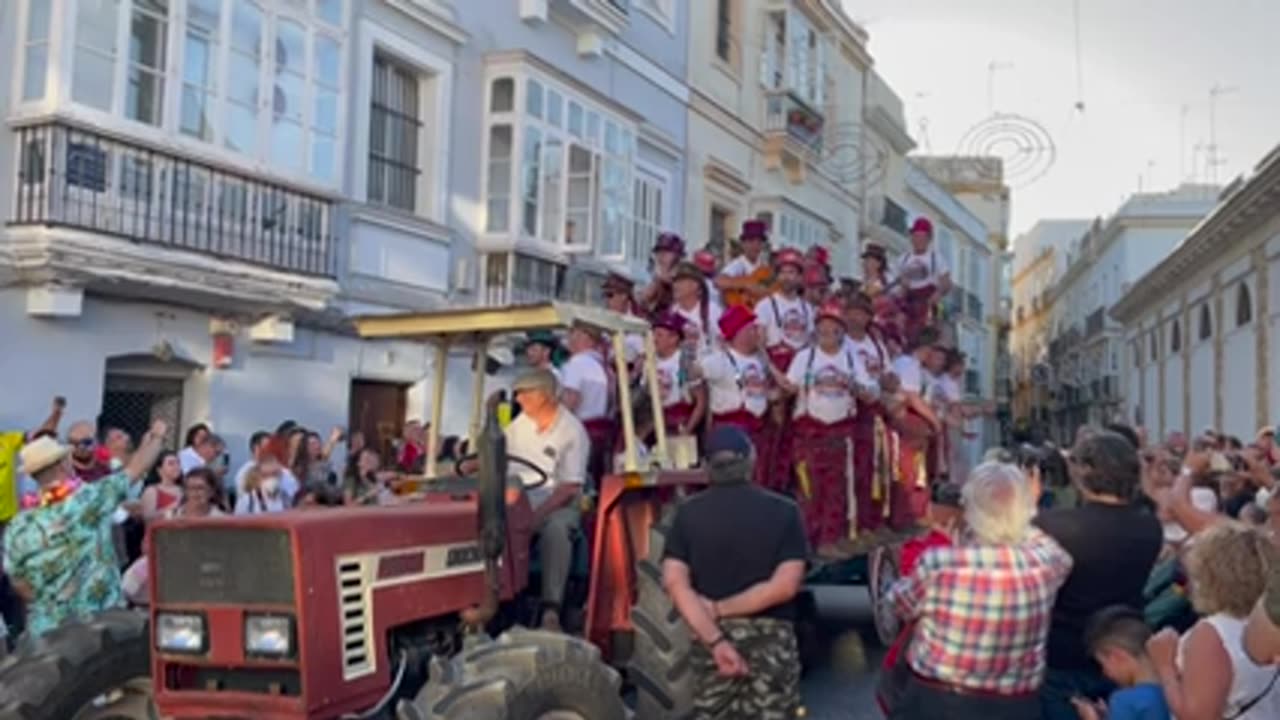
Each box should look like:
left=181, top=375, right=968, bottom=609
left=10, top=122, right=338, bottom=280
left=762, top=89, right=825, bottom=184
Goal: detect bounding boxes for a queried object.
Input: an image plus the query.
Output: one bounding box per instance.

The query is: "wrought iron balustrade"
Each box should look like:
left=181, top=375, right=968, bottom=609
left=10, top=122, right=336, bottom=277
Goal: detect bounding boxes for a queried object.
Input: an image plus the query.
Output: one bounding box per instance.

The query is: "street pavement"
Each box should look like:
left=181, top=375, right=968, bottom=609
left=800, top=585, right=887, bottom=720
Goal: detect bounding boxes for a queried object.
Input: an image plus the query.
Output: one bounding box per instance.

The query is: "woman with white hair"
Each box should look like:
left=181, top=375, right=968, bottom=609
left=886, top=461, right=1074, bottom=719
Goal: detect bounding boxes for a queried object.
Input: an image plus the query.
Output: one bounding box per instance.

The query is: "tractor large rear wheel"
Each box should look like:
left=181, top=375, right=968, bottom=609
left=398, top=627, right=625, bottom=720
left=869, top=544, right=902, bottom=647
left=0, top=609, right=156, bottom=720
left=627, top=511, right=695, bottom=720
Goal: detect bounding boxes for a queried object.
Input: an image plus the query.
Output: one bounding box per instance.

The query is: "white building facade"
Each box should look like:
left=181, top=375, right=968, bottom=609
left=1114, top=148, right=1280, bottom=442
left=1044, top=185, right=1218, bottom=440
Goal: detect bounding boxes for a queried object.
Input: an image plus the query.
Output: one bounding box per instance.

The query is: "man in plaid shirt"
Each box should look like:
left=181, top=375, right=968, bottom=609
left=886, top=461, right=1073, bottom=719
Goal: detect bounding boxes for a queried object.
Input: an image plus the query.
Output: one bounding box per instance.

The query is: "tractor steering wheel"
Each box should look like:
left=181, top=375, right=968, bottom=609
left=454, top=453, right=551, bottom=490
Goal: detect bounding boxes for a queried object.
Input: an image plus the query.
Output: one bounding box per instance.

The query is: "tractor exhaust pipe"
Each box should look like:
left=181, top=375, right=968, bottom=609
left=462, top=400, right=508, bottom=630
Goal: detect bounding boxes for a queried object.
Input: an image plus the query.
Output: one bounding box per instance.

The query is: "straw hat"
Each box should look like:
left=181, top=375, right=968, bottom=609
left=19, top=436, right=70, bottom=477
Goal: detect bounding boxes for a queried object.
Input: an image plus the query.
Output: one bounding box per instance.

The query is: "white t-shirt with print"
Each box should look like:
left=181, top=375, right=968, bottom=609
left=754, top=293, right=813, bottom=350
left=844, top=334, right=888, bottom=391
left=650, top=351, right=699, bottom=408
left=560, top=352, right=609, bottom=421
left=700, top=349, right=770, bottom=418
left=720, top=254, right=766, bottom=279
left=892, top=354, right=926, bottom=395
left=895, top=249, right=949, bottom=291
left=928, top=373, right=962, bottom=419
left=787, top=346, right=859, bottom=424
left=673, top=301, right=723, bottom=355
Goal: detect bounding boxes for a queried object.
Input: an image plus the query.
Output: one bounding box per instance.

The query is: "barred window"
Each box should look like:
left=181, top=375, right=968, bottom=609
left=368, top=54, right=422, bottom=212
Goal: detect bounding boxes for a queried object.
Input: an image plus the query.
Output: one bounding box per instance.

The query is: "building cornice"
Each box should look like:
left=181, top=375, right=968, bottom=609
left=382, top=0, right=469, bottom=44
left=1111, top=146, right=1280, bottom=323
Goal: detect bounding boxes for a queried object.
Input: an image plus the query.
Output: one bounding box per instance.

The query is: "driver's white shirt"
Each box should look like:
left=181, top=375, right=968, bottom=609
left=504, top=408, right=589, bottom=509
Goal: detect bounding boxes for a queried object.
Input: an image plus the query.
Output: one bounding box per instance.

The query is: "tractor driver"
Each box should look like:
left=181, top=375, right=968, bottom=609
left=506, top=369, right=590, bottom=632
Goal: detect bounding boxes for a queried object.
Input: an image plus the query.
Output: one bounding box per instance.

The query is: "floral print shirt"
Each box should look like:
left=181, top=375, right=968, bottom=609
left=2, top=470, right=135, bottom=636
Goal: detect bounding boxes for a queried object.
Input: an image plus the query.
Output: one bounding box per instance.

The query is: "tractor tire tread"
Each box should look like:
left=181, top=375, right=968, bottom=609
left=627, top=508, right=695, bottom=720
left=0, top=609, right=154, bottom=720
left=400, top=627, right=624, bottom=720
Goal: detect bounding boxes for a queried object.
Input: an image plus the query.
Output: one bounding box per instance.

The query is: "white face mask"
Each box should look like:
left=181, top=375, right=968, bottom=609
left=260, top=476, right=281, bottom=495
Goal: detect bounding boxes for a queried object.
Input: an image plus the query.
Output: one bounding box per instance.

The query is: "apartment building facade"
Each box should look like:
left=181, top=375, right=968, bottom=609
left=1113, top=148, right=1280, bottom=441
left=1009, top=219, right=1091, bottom=427
left=1043, top=185, right=1218, bottom=440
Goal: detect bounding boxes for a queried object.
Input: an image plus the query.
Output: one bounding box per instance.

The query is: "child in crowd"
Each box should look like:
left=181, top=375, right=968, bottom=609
left=1072, top=606, right=1171, bottom=720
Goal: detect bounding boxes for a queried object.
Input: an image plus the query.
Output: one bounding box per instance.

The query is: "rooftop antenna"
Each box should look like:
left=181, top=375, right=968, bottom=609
left=987, top=60, right=1014, bottom=113
left=1179, top=104, right=1190, bottom=180
left=1207, top=84, right=1237, bottom=185
left=913, top=92, right=933, bottom=152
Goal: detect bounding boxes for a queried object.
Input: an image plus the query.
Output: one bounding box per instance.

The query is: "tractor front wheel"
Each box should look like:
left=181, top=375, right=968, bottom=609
left=0, top=609, right=156, bottom=720
left=869, top=544, right=902, bottom=647
left=399, top=627, right=625, bottom=720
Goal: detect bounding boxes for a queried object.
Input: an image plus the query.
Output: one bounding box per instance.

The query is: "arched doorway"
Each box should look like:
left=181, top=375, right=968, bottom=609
left=99, top=352, right=201, bottom=449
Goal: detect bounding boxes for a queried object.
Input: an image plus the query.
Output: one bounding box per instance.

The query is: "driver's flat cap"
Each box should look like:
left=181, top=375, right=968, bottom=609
left=705, top=426, right=752, bottom=459
left=513, top=368, right=558, bottom=395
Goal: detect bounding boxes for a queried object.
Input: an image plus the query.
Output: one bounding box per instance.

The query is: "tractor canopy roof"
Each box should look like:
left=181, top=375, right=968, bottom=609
left=351, top=301, right=648, bottom=345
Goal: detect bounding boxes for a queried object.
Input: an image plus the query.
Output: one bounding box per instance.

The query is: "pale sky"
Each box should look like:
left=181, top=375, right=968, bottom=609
left=841, top=0, right=1280, bottom=236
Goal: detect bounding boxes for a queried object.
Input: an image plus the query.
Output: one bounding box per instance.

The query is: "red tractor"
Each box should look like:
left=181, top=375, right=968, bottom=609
left=0, top=303, right=707, bottom=719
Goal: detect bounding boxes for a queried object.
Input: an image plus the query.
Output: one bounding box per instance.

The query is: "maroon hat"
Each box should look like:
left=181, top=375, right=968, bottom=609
left=602, top=272, right=634, bottom=294
left=803, top=262, right=828, bottom=287
left=718, top=305, right=757, bottom=341
left=816, top=298, right=847, bottom=326
left=654, top=232, right=685, bottom=256
left=740, top=219, right=769, bottom=241
left=651, top=311, right=687, bottom=335
left=807, top=245, right=831, bottom=267
left=910, top=217, right=933, bottom=236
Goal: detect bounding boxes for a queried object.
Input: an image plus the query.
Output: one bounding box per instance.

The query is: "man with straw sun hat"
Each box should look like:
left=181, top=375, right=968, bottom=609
left=3, top=420, right=168, bottom=638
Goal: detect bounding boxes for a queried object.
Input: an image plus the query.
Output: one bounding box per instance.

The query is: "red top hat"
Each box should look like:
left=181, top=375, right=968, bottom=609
left=692, top=250, right=718, bottom=276
left=772, top=247, right=804, bottom=271
left=740, top=219, right=769, bottom=241
left=654, top=232, right=685, bottom=256
left=718, top=305, right=757, bottom=341
left=910, top=217, right=934, bottom=236
left=816, top=298, right=847, bottom=325
left=651, top=311, right=687, bottom=335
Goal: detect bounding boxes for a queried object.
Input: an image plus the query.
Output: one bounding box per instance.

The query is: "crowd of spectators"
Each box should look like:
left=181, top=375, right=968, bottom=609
left=0, top=399, right=471, bottom=651
left=882, top=422, right=1280, bottom=720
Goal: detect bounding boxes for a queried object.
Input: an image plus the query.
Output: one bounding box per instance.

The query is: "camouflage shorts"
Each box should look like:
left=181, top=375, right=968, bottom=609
left=691, top=617, right=801, bottom=720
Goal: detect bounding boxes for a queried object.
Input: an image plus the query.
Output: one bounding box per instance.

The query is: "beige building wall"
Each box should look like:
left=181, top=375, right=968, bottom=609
left=683, top=0, right=875, bottom=276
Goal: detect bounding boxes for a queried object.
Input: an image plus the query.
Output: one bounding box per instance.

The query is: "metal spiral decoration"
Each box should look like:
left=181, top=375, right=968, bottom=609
left=821, top=121, right=889, bottom=191
left=956, top=113, right=1057, bottom=187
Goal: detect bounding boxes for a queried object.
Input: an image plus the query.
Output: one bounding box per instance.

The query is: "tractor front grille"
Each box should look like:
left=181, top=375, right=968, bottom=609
left=336, top=557, right=374, bottom=680
left=154, top=527, right=294, bottom=606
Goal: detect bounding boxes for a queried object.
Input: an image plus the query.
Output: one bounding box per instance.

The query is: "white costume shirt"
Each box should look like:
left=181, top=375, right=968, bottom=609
left=650, top=351, right=698, bottom=408
left=928, top=373, right=963, bottom=419
left=560, top=352, right=609, bottom=421
left=720, top=254, right=766, bottom=279
left=787, top=345, right=860, bottom=424
left=700, top=349, right=770, bottom=418
left=754, top=293, right=813, bottom=350
left=895, top=249, right=949, bottom=291
left=504, top=409, right=590, bottom=509
left=892, top=354, right=926, bottom=395
left=673, top=300, right=723, bottom=355
left=844, top=334, right=888, bottom=395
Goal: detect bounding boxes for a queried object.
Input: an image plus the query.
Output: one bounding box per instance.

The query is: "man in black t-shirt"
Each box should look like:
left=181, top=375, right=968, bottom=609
left=663, top=426, right=809, bottom=719
left=1034, top=431, right=1163, bottom=720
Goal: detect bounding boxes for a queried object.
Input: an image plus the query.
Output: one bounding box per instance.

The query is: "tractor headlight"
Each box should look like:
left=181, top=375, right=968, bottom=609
left=245, top=614, right=295, bottom=658
left=156, top=612, right=206, bottom=654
